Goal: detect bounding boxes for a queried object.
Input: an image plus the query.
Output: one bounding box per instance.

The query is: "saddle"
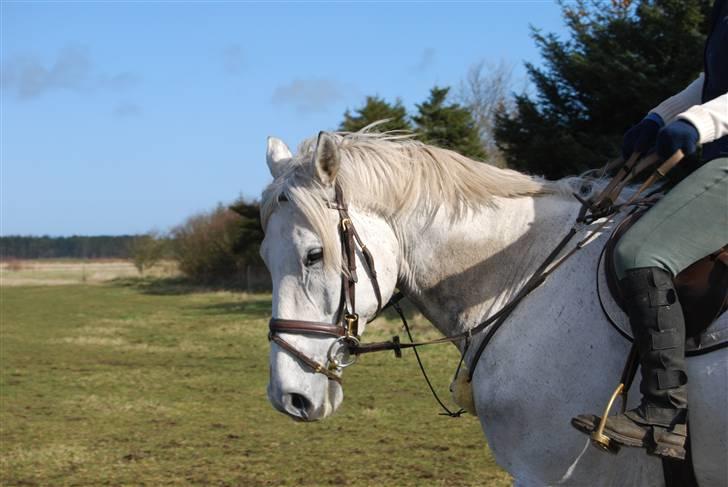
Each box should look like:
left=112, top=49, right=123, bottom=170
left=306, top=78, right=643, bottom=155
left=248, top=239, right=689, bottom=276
left=604, top=210, right=728, bottom=351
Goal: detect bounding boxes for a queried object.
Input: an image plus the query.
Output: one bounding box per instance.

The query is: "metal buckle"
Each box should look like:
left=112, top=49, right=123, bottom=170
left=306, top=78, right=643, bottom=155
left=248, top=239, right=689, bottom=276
left=344, top=313, right=359, bottom=337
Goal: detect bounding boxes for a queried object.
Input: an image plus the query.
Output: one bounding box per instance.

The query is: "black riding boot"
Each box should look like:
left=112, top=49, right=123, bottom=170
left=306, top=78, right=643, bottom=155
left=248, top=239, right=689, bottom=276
left=572, top=267, right=688, bottom=460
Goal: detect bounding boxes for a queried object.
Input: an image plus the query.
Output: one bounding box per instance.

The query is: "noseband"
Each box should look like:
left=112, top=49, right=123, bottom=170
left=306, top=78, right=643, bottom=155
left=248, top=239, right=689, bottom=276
left=268, top=184, right=383, bottom=383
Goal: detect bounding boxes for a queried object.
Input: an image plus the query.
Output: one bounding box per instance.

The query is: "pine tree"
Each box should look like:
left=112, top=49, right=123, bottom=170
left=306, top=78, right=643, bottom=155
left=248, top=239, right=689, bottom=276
left=229, top=198, right=265, bottom=266
left=494, top=0, right=712, bottom=179
left=413, top=86, right=487, bottom=160
left=339, top=96, right=412, bottom=133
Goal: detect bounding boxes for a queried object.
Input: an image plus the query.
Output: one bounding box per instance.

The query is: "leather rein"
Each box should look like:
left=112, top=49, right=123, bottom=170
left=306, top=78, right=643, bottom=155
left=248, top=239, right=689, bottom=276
left=267, top=180, right=588, bottom=386
left=267, top=149, right=683, bottom=390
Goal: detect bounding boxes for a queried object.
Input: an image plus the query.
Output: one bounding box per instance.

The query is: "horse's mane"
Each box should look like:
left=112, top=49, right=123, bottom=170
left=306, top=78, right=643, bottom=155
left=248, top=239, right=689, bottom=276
left=261, top=126, right=576, bottom=270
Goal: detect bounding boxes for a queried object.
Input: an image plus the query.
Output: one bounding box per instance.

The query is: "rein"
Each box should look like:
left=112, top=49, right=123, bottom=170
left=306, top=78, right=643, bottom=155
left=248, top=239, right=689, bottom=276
left=353, top=149, right=684, bottom=381
left=267, top=149, right=683, bottom=412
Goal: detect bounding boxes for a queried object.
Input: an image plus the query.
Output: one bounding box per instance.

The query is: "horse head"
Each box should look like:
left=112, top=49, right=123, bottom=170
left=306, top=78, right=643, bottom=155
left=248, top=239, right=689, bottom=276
left=260, top=132, right=400, bottom=421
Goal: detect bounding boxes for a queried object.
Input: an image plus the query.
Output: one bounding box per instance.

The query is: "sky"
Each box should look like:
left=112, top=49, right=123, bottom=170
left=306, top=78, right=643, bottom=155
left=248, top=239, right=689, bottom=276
left=1, top=1, right=568, bottom=236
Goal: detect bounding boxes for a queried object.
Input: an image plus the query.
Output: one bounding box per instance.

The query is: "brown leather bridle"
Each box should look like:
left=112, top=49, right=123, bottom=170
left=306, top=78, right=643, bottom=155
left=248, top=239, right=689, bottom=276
left=266, top=178, right=603, bottom=387
left=266, top=180, right=586, bottom=387
left=266, top=149, right=693, bottom=413
left=268, top=183, right=383, bottom=383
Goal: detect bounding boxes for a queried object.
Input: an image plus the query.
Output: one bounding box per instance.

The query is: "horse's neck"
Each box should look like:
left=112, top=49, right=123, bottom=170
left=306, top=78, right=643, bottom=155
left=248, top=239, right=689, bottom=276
left=397, top=194, right=581, bottom=339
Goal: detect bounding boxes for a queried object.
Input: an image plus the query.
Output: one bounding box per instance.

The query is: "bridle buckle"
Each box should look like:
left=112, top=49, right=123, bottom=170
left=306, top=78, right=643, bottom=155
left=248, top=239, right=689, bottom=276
left=344, top=313, right=359, bottom=337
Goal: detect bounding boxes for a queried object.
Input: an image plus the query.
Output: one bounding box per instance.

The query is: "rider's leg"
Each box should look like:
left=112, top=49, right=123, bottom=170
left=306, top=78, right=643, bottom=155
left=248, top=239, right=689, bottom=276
left=617, top=267, right=688, bottom=458
left=614, top=156, right=728, bottom=280
left=572, top=157, right=728, bottom=460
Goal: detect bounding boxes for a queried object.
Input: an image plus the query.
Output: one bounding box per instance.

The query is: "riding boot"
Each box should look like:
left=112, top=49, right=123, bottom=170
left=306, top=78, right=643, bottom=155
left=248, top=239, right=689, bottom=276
left=571, top=267, right=688, bottom=460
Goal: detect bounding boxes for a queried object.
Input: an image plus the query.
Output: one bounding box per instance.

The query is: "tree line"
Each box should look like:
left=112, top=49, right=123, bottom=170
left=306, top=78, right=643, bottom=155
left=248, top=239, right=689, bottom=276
left=0, top=235, right=139, bottom=259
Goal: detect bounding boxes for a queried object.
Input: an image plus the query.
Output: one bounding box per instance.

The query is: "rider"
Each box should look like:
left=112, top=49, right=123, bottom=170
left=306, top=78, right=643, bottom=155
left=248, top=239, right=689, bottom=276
left=572, top=0, right=728, bottom=460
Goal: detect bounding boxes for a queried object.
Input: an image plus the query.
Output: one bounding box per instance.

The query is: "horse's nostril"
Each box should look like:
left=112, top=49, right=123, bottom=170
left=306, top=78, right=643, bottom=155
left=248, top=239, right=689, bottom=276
left=290, top=393, right=310, bottom=414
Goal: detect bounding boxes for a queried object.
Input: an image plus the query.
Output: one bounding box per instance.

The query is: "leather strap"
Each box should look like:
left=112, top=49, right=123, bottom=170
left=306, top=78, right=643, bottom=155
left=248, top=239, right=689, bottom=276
left=270, top=334, right=342, bottom=383
left=269, top=319, right=346, bottom=337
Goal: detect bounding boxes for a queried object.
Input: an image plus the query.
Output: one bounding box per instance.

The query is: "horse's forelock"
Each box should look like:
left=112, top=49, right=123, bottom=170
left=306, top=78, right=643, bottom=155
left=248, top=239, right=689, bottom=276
left=261, top=168, right=342, bottom=273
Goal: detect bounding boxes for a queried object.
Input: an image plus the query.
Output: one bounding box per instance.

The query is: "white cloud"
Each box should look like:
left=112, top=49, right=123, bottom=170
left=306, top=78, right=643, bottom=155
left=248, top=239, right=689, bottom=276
left=271, top=78, right=348, bottom=113
left=222, top=44, right=245, bottom=75
left=410, top=47, right=436, bottom=73
left=1, top=46, right=138, bottom=99
left=113, top=101, right=142, bottom=118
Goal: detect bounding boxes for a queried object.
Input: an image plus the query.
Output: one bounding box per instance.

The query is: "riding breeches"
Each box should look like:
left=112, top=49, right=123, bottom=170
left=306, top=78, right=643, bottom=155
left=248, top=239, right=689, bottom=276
left=614, top=156, right=728, bottom=279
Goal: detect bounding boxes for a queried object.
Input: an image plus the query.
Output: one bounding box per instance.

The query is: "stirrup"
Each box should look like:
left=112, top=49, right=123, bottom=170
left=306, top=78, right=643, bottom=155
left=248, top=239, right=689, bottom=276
left=589, top=343, right=640, bottom=454
left=590, top=383, right=625, bottom=454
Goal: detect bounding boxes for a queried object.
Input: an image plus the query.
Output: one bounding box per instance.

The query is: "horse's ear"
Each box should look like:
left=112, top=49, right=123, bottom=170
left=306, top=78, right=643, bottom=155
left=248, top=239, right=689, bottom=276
left=266, top=136, right=292, bottom=178
left=313, top=132, right=340, bottom=186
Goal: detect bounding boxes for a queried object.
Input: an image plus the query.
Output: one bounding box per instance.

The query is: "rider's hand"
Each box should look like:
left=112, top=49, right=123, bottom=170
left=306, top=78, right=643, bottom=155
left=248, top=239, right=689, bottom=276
left=622, top=113, right=664, bottom=159
left=656, top=119, right=700, bottom=160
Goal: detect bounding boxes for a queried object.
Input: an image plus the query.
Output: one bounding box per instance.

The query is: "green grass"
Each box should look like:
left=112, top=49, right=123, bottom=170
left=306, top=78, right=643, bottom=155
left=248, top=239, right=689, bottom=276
left=1, top=281, right=510, bottom=486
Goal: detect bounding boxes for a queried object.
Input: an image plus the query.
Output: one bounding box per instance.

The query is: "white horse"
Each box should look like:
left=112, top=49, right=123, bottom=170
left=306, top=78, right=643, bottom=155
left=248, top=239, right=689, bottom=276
left=259, top=129, right=727, bottom=487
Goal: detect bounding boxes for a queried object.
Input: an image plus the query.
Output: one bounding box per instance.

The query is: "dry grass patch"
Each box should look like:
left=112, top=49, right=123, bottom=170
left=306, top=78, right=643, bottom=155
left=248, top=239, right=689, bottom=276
left=62, top=394, right=179, bottom=416
left=51, top=335, right=209, bottom=354
left=0, top=443, right=94, bottom=479
left=75, top=325, right=126, bottom=336
left=0, top=259, right=179, bottom=286
left=209, top=320, right=267, bottom=337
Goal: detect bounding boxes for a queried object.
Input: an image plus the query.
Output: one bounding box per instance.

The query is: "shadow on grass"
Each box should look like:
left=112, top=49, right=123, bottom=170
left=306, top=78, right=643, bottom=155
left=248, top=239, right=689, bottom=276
left=110, top=276, right=270, bottom=296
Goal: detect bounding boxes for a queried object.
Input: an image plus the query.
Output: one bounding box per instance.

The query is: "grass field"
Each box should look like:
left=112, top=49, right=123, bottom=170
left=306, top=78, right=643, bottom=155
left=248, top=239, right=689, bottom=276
left=0, top=263, right=510, bottom=486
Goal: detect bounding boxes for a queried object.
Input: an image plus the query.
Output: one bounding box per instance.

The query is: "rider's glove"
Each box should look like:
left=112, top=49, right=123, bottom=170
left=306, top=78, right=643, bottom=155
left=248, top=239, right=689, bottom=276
left=622, top=113, right=664, bottom=159
left=656, top=119, right=700, bottom=160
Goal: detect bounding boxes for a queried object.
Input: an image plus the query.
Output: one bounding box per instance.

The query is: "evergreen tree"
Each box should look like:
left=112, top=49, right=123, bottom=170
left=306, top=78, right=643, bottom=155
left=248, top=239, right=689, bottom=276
left=229, top=198, right=265, bottom=266
left=413, top=86, right=487, bottom=160
left=339, top=96, right=412, bottom=132
left=495, top=0, right=712, bottom=179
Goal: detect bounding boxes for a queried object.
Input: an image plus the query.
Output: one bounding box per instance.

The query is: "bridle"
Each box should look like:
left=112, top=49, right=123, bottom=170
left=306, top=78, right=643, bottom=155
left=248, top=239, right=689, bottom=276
left=267, top=149, right=691, bottom=413
left=267, top=179, right=586, bottom=387
left=268, top=183, right=384, bottom=384
left=266, top=181, right=596, bottom=386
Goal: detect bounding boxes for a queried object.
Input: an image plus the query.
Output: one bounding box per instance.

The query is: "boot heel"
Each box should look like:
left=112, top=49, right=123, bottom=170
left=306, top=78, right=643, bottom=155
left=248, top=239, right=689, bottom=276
left=648, top=424, right=687, bottom=460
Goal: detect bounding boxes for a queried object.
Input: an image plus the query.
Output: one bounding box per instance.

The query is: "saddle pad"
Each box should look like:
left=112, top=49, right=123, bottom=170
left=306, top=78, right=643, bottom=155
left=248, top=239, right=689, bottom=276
left=598, top=245, right=728, bottom=356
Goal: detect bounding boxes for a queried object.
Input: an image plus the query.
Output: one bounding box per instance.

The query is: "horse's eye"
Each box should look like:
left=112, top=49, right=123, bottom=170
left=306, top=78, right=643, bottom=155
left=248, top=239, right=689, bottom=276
left=305, top=249, right=323, bottom=266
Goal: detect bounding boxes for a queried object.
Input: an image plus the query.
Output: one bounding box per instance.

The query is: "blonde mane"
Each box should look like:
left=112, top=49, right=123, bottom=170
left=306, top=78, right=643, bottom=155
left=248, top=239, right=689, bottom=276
left=262, top=128, right=566, bottom=270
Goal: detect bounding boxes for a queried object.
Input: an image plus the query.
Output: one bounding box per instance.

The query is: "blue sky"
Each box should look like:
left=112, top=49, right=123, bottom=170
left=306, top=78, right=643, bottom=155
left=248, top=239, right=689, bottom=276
left=1, top=1, right=567, bottom=236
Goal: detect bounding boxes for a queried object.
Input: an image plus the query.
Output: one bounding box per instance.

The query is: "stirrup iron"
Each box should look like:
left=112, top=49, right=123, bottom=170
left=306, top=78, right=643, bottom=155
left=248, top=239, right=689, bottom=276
left=591, top=383, right=626, bottom=454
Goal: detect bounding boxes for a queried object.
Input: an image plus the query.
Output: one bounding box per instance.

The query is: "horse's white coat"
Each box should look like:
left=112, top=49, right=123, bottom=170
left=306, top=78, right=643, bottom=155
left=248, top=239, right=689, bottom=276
left=261, top=133, right=727, bottom=486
